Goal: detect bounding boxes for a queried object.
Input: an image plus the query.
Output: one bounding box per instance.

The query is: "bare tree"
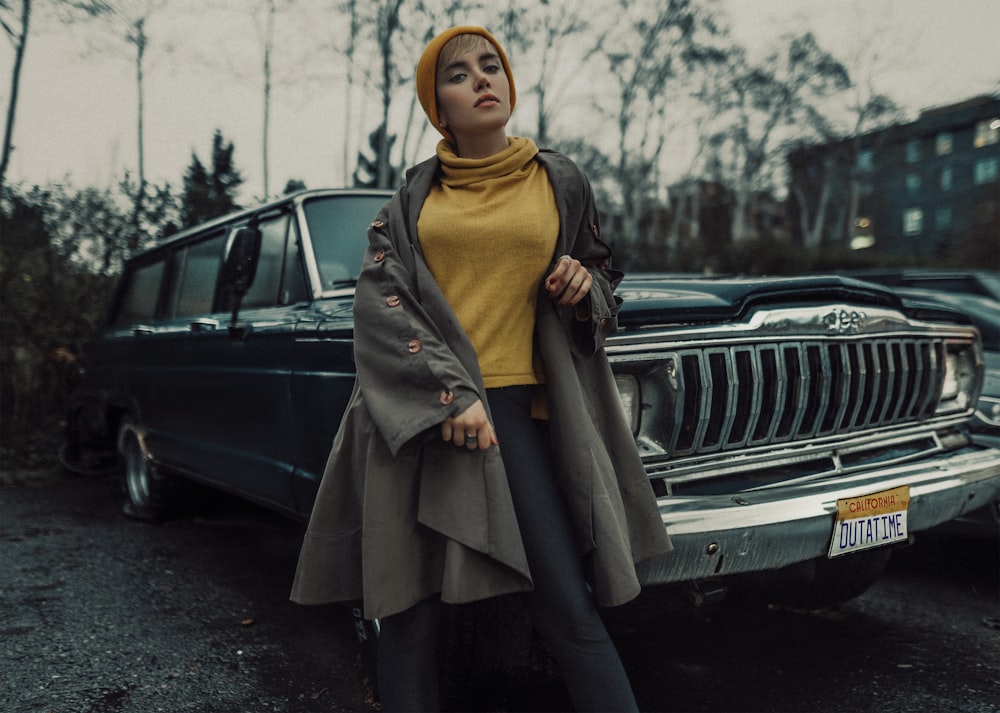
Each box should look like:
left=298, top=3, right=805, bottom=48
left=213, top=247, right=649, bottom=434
left=259, top=0, right=275, bottom=198
left=196, top=0, right=304, bottom=199
left=494, top=0, right=604, bottom=147
left=1, top=0, right=140, bottom=193
left=371, top=0, right=403, bottom=188
left=340, top=0, right=360, bottom=185
left=72, top=0, right=169, bottom=244
left=597, top=0, right=707, bottom=248
left=707, top=33, right=850, bottom=244
left=836, top=3, right=906, bottom=247
left=0, top=0, right=31, bottom=193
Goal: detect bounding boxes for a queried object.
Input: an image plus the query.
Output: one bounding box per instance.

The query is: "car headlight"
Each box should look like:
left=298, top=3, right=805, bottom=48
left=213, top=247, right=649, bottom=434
left=935, top=343, right=980, bottom=415
left=614, top=373, right=640, bottom=435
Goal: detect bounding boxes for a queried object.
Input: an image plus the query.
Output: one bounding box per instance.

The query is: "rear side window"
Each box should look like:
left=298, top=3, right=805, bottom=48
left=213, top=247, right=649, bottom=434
left=167, top=233, right=227, bottom=318
left=113, top=260, right=165, bottom=326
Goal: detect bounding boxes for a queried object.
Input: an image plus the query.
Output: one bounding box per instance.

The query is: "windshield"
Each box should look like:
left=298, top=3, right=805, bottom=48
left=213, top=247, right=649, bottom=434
left=302, top=194, right=389, bottom=290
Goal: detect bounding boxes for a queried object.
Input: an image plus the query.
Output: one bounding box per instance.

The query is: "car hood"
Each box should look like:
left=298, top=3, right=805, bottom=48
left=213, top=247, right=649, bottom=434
left=616, top=274, right=904, bottom=326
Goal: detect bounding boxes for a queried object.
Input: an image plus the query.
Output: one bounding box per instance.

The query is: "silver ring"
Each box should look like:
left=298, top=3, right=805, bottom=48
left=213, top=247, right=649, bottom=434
left=465, top=433, right=478, bottom=444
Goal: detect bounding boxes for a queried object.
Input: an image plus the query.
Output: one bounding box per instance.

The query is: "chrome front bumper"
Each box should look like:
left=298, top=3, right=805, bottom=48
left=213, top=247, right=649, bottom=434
left=637, top=445, right=1000, bottom=585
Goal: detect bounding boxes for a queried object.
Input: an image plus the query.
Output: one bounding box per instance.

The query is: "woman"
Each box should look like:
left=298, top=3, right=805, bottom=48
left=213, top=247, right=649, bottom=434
left=291, top=26, right=672, bottom=712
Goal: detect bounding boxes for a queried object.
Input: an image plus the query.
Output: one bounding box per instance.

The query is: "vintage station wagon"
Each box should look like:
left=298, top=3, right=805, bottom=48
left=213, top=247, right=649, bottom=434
left=65, top=188, right=1000, bottom=610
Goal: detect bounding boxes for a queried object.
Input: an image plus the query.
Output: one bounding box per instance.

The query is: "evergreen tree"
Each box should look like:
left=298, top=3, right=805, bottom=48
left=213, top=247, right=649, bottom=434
left=180, top=129, right=244, bottom=228
left=283, top=178, right=307, bottom=194
left=352, top=124, right=399, bottom=189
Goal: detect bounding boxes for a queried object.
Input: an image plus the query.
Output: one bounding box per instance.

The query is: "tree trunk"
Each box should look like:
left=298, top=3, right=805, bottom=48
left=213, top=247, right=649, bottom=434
left=731, top=184, right=750, bottom=243
left=132, top=18, right=147, bottom=250
left=375, top=0, right=402, bottom=189
left=1, top=0, right=31, bottom=193
left=342, top=0, right=358, bottom=186
left=797, top=158, right=833, bottom=249
left=793, top=183, right=813, bottom=249
left=845, top=176, right=860, bottom=246
left=262, top=0, right=275, bottom=198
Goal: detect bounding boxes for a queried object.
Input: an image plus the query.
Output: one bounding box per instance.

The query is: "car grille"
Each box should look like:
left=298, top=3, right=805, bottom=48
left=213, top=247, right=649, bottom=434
left=648, top=337, right=947, bottom=458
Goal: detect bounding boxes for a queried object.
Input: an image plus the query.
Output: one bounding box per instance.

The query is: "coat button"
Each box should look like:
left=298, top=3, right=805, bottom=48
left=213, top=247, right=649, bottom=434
left=374, top=250, right=385, bottom=262
left=386, top=295, right=400, bottom=307
left=408, top=339, right=421, bottom=353
left=440, top=390, right=454, bottom=405
left=371, top=220, right=385, bottom=229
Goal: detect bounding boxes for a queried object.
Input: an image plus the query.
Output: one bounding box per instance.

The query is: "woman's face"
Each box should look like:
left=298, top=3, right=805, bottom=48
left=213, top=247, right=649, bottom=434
left=435, top=38, right=511, bottom=149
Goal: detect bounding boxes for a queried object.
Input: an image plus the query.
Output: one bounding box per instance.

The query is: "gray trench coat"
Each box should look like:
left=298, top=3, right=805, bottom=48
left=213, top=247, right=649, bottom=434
left=290, top=149, right=672, bottom=620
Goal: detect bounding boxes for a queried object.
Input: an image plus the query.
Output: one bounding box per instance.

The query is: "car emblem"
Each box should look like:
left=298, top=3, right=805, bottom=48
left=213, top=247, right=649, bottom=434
left=824, top=308, right=867, bottom=334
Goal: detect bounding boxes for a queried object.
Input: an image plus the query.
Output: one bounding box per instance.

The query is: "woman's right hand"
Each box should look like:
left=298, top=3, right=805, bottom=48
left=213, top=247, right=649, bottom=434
left=441, top=399, right=498, bottom=450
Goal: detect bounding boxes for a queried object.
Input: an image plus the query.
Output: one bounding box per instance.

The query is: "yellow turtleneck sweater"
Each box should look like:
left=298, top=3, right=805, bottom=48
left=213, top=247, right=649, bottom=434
left=417, top=136, right=559, bottom=388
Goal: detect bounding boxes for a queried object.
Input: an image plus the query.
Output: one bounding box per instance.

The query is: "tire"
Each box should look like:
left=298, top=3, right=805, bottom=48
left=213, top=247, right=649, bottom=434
left=118, top=418, right=175, bottom=522
left=750, top=548, right=894, bottom=610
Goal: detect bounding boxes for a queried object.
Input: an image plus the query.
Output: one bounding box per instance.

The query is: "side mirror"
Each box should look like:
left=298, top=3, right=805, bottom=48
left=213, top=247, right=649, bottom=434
left=221, top=226, right=262, bottom=298
left=221, top=225, right=262, bottom=335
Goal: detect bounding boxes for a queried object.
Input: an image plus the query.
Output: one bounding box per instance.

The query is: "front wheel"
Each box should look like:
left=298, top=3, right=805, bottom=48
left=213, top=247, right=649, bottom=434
left=118, top=418, right=174, bottom=522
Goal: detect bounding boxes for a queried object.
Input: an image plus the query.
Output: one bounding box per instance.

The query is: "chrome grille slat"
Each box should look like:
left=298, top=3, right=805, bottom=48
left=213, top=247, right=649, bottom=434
left=648, top=336, right=947, bottom=458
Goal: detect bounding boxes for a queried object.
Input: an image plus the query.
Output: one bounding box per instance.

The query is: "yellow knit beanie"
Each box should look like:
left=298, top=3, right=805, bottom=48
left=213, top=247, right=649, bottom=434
left=416, top=26, right=516, bottom=144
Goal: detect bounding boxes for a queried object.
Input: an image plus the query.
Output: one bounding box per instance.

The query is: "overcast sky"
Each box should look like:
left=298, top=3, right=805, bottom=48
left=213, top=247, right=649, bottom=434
left=3, top=0, right=999, bottom=199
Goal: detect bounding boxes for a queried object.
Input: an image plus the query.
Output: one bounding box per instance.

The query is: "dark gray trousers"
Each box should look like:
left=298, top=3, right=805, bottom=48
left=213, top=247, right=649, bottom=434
left=377, top=386, right=638, bottom=712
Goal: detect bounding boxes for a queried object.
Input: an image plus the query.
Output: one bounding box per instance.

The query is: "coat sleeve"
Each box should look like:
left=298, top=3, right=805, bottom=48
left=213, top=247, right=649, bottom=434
left=352, top=198, right=482, bottom=457
left=556, top=163, right=624, bottom=358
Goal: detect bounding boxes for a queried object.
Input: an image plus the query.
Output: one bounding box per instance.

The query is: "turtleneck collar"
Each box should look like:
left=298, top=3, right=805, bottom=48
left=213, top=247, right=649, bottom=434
left=435, top=136, right=539, bottom=188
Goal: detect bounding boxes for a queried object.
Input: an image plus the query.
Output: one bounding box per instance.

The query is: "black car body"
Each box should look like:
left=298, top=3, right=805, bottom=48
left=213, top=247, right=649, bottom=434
left=65, top=189, right=1000, bottom=606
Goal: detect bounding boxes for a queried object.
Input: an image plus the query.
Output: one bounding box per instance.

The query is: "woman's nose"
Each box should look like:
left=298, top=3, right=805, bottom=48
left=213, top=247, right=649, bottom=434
left=473, top=72, right=491, bottom=91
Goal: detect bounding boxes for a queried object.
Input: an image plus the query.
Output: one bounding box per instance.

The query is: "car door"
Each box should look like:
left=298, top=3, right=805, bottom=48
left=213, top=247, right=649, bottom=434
left=144, top=209, right=303, bottom=513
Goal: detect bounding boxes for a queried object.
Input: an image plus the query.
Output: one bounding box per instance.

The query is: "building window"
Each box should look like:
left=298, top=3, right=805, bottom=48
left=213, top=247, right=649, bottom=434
left=975, top=200, right=997, bottom=225
left=935, top=132, right=953, bottom=156
left=974, top=118, right=999, bottom=148
left=905, top=139, right=921, bottom=163
left=905, top=172, right=922, bottom=193
left=851, top=216, right=874, bottom=251
left=903, top=208, right=923, bottom=236
left=856, top=149, right=873, bottom=172
left=935, top=206, right=953, bottom=230
left=939, top=166, right=953, bottom=191
left=974, top=156, right=998, bottom=184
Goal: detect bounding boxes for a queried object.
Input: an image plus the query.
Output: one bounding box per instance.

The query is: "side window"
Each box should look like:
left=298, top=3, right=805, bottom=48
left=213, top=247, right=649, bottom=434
left=242, top=214, right=290, bottom=309
left=112, top=259, right=165, bottom=326
left=168, top=232, right=227, bottom=318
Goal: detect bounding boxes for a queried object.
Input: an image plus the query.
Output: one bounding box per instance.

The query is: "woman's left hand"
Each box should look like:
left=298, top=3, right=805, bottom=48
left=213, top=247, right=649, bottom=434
left=544, top=255, right=592, bottom=306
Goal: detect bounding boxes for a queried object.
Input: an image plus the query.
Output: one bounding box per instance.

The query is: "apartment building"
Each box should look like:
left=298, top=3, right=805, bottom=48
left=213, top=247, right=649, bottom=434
left=787, top=95, right=999, bottom=266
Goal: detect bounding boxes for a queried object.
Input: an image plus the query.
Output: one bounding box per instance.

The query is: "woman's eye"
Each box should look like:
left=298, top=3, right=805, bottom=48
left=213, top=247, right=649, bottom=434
left=484, top=64, right=500, bottom=74
left=448, top=72, right=467, bottom=83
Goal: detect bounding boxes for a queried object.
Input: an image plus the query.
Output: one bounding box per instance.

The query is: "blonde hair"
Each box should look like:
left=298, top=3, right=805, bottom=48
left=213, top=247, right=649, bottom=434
left=437, top=33, right=497, bottom=74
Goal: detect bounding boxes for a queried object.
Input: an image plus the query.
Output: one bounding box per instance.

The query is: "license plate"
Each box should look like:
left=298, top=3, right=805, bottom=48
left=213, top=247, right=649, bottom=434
left=828, top=485, right=910, bottom=558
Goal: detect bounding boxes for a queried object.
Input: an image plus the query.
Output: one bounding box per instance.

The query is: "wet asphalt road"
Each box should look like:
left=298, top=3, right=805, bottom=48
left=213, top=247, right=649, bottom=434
left=1, top=466, right=998, bottom=713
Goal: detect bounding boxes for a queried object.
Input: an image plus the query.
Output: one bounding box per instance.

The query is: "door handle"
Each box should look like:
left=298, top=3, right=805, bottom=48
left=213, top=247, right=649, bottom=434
left=190, top=318, right=220, bottom=333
